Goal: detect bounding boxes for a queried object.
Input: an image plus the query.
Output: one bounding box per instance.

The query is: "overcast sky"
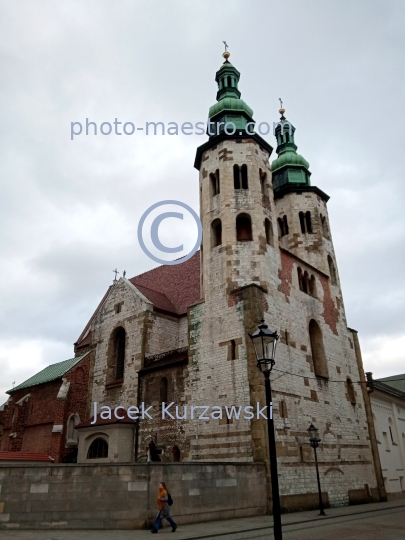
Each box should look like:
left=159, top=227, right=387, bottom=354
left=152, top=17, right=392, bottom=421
left=1, top=0, right=404, bottom=403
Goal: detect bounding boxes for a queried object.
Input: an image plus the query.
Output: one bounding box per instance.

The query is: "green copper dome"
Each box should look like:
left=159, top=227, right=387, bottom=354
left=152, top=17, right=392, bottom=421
left=208, top=96, right=253, bottom=119
left=271, top=115, right=311, bottom=192
left=271, top=149, right=309, bottom=172
left=207, top=55, right=255, bottom=136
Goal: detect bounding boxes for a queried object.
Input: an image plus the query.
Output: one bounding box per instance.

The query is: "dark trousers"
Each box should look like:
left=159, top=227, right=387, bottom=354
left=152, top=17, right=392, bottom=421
left=153, top=511, right=176, bottom=531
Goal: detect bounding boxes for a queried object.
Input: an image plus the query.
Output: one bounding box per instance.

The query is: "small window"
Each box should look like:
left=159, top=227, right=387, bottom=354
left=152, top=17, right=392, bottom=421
left=278, top=215, right=289, bottom=237
left=327, top=255, right=337, bottom=285
left=383, top=431, right=390, bottom=451
left=260, top=169, right=269, bottom=197
left=347, top=377, right=356, bottom=404
left=297, top=267, right=304, bottom=291
left=114, top=302, right=123, bottom=314
left=172, top=445, right=181, bottom=462
left=299, top=212, right=306, bottom=233
left=320, top=213, right=329, bottom=238
left=279, top=400, right=288, bottom=419
left=160, top=377, right=168, bottom=403
left=209, top=170, right=220, bottom=196
left=283, top=215, right=289, bottom=235
left=87, top=437, right=108, bottom=459
left=211, top=219, right=222, bottom=248
left=233, top=164, right=240, bottom=189
left=227, top=76, right=232, bottom=87
left=309, top=275, right=317, bottom=297
left=265, top=218, right=274, bottom=246
left=114, top=328, right=126, bottom=379
left=236, top=214, right=252, bottom=241
left=302, top=271, right=309, bottom=294
left=305, top=211, right=312, bottom=233
left=299, top=211, right=312, bottom=233
left=230, top=339, right=236, bottom=360
left=241, top=164, right=248, bottom=189
left=278, top=217, right=285, bottom=238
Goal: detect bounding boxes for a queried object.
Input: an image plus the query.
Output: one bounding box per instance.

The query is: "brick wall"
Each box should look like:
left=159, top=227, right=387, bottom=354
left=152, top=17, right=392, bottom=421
left=0, top=355, right=90, bottom=462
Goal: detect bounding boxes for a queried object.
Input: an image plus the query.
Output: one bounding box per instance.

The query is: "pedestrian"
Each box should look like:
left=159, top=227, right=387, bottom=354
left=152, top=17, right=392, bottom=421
left=151, top=481, right=177, bottom=533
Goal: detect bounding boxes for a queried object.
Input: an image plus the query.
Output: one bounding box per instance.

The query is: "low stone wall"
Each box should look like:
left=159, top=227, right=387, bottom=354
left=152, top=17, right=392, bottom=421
left=0, top=462, right=267, bottom=530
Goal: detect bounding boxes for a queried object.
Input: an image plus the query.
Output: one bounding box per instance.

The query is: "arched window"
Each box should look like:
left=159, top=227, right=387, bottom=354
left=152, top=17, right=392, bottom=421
left=209, top=170, right=220, bottom=196
left=265, top=218, right=274, bottom=246
left=233, top=164, right=240, bottom=189
left=278, top=217, right=285, bottom=238
left=305, top=211, right=312, bottom=233
left=309, top=275, right=317, bottom=298
left=236, top=214, right=252, bottom=241
left=260, top=169, right=268, bottom=196
left=283, top=215, right=289, bottom=235
left=320, top=214, right=329, bottom=238
left=66, top=413, right=80, bottom=447
left=87, top=437, right=108, bottom=459
left=227, top=76, right=232, bottom=87
left=299, top=212, right=306, bottom=233
left=114, top=328, right=126, bottom=380
left=302, top=271, right=309, bottom=294
left=160, top=377, right=168, bottom=404
left=309, top=320, right=328, bottom=379
left=241, top=164, right=248, bottom=189
left=327, top=255, right=337, bottom=285
left=297, top=267, right=304, bottom=291
left=172, top=445, right=181, bottom=462
left=299, top=211, right=313, bottom=234
left=211, top=219, right=222, bottom=248
left=347, top=378, right=356, bottom=404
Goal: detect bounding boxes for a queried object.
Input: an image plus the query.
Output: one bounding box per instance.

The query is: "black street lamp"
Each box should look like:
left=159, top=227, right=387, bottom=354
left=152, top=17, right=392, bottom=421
left=308, top=423, right=326, bottom=516
left=249, top=319, right=282, bottom=540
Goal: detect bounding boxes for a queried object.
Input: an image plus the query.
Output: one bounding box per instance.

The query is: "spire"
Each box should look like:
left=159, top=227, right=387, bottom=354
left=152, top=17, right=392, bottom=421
left=206, top=47, right=254, bottom=138
left=271, top=104, right=311, bottom=193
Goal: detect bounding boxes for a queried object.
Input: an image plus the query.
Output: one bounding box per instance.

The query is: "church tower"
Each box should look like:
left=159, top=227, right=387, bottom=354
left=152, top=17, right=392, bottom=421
left=188, top=50, right=385, bottom=509
left=195, top=49, right=275, bottom=302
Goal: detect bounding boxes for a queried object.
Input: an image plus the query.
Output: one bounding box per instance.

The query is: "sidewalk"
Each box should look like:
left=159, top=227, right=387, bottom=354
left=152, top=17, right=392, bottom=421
left=1, top=499, right=405, bottom=539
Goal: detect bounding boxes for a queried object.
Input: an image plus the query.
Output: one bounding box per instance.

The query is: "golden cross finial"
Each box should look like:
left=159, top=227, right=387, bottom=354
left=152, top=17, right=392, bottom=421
left=222, top=41, right=230, bottom=60
left=279, top=97, right=285, bottom=117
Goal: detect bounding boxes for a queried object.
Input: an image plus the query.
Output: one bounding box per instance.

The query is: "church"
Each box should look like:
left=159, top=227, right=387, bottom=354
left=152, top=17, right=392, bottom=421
left=1, top=50, right=386, bottom=512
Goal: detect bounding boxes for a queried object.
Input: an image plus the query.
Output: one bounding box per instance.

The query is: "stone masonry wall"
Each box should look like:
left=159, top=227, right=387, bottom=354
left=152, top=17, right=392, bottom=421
left=0, top=462, right=267, bottom=530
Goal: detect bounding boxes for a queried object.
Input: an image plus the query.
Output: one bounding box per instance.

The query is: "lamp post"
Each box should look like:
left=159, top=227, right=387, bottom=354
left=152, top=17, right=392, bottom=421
left=249, top=319, right=282, bottom=540
left=308, top=423, right=326, bottom=516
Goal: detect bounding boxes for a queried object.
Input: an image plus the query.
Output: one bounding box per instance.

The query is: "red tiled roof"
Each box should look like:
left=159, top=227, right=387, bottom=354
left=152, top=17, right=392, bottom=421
left=134, top=283, right=177, bottom=313
left=75, top=252, right=201, bottom=345
left=76, top=410, right=136, bottom=428
left=130, top=251, right=200, bottom=315
left=0, top=451, right=54, bottom=462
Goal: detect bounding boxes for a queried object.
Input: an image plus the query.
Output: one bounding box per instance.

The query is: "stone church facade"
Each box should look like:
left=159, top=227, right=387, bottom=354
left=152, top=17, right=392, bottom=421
left=73, top=52, right=385, bottom=509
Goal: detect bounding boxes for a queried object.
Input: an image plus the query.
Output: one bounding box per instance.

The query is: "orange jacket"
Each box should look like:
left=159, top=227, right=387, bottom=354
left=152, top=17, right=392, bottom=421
left=157, top=487, right=168, bottom=511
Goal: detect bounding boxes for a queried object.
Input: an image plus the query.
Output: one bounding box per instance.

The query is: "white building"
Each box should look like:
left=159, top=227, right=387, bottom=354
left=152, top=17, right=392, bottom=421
left=371, top=374, right=405, bottom=499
